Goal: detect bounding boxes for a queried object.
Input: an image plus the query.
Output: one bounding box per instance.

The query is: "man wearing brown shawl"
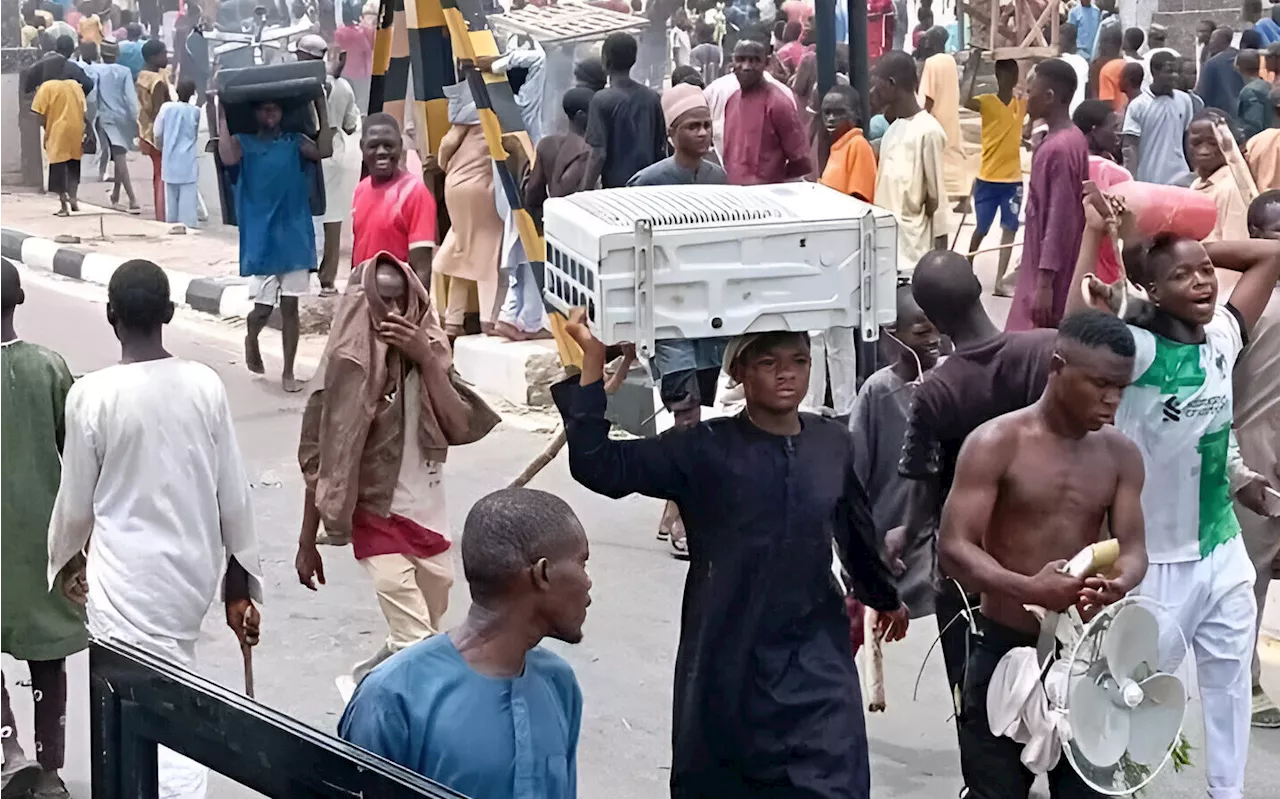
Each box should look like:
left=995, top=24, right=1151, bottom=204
left=295, top=252, right=500, bottom=689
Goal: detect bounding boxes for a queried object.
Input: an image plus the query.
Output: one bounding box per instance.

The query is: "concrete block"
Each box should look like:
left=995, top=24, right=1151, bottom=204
left=452, top=335, right=564, bottom=407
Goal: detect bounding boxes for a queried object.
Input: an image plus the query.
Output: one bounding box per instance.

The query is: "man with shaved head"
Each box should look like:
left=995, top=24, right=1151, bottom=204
left=871, top=49, right=951, bottom=275
left=894, top=251, right=1058, bottom=766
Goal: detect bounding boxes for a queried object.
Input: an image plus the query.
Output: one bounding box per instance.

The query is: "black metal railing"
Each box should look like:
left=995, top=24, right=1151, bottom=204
left=89, top=639, right=466, bottom=798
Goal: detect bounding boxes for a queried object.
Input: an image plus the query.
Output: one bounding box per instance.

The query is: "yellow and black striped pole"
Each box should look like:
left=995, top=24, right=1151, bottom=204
left=437, top=0, right=582, bottom=367
left=368, top=0, right=581, bottom=366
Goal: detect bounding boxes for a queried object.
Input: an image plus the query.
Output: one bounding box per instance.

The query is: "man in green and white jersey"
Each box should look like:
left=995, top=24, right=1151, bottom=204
left=1069, top=212, right=1280, bottom=799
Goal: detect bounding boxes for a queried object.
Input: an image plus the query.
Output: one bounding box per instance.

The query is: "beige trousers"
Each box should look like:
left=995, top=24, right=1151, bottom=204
left=432, top=273, right=502, bottom=330
left=351, top=550, right=455, bottom=682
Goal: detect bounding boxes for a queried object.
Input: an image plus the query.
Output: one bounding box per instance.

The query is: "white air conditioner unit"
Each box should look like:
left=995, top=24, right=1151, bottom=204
left=542, top=182, right=899, bottom=359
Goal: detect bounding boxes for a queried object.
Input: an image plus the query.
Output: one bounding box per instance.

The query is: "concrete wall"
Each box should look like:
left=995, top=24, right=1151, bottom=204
left=2, top=71, right=20, bottom=175
left=1153, top=0, right=1247, bottom=54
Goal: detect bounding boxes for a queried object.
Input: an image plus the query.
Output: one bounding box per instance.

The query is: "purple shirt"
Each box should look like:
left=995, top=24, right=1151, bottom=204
left=722, top=81, right=812, bottom=185
left=1006, top=125, right=1088, bottom=331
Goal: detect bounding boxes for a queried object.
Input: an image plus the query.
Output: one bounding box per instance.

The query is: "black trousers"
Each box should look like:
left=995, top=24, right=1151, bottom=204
left=1, top=659, right=68, bottom=770
left=957, top=615, right=1103, bottom=799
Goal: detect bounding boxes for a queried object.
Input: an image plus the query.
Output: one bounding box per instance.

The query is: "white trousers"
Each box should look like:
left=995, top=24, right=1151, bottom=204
left=87, top=609, right=208, bottom=799
left=803, top=327, right=858, bottom=417
left=1135, top=534, right=1256, bottom=799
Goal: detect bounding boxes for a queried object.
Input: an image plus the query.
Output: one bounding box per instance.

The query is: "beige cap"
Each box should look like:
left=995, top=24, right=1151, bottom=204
left=295, top=33, right=328, bottom=58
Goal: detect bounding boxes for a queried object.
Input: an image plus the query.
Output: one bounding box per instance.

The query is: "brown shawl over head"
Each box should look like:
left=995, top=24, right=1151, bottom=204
left=299, top=251, right=501, bottom=533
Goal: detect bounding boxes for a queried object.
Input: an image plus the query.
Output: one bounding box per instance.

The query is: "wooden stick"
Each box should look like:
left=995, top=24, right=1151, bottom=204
left=508, top=427, right=567, bottom=489
left=242, top=643, right=255, bottom=699
left=242, top=604, right=259, bottom=699
left=865, top=608, right=886, bottom=712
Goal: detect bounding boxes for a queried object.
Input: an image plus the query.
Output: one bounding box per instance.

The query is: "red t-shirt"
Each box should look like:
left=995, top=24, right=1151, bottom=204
left=333, top=23, right=375, bottom=80
left=351, top=170, right=438, bottom=266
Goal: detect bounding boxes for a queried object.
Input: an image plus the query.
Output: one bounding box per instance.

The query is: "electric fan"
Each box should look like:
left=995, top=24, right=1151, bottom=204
left=1059, top=597, right=1190, bottom=795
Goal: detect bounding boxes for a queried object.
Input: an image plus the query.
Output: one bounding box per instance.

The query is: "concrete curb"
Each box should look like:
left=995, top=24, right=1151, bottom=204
left=0, top=228, right=257, bottom=319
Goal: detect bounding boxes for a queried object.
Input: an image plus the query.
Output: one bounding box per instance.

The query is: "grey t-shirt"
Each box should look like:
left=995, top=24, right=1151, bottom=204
left=626, top=157, right=728, bottom=187
left=1122, top=89, right=1195, bottom=185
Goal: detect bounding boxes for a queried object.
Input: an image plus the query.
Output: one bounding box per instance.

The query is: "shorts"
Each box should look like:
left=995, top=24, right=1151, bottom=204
left=973, top=179, right=1023, bottom=234
left=247, top=270, right=311, bottom=307
left=650, top=338, right=729, bottom=411
left=958, top=614, right=1104, bottom=798
left=47, top=160, right=80, bottom=194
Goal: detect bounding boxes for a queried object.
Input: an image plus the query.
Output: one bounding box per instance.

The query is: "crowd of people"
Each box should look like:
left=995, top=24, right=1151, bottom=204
left=3, top=1, right=1280, bottom=799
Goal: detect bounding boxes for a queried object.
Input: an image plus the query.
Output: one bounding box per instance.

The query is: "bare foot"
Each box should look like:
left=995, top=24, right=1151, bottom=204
left=282, top=374, right=305, bottom=393
left=244, top=335, right=265, bottom=374
left=53, top=208, right=70, bottom=217
left=70, top=199, right=79, bottom=212
left=992, top=283, right=1014, bottom=298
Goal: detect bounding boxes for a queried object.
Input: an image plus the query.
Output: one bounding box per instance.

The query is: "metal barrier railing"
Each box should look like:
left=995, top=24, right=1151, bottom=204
left=88, top=639, right=465, bottom=798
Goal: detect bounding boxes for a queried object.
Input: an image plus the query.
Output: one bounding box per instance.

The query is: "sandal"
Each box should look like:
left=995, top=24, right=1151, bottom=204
left=669, top=534, right=689, bottom=561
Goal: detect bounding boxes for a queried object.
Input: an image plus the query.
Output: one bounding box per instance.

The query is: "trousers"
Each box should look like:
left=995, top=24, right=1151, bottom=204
left=352, top=550, right=455, bottom=681
left=165, top=182, right=199, bottom=228
left=0, top=659, right=67, bottom=770
left=1135, top=534, right=1256, bottom=799
left=498, top=260, right=546, bottom=334
left=804, top=327, right=858, bottom=417
left=1237, top=501, right=1280, bottom=686
left=958, top=616, right=1103, bottom=798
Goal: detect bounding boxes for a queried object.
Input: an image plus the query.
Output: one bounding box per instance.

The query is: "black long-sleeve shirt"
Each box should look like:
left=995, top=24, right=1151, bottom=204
left=553, top=378, right=899, bottom=799
left=23, top=53, right=93, bottom=97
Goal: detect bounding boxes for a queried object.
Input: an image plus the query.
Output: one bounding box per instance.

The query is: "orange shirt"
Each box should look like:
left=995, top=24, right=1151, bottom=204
left=820, top=127, right=877, bottom=202
left=1098, top=59, right=1127, bottom=113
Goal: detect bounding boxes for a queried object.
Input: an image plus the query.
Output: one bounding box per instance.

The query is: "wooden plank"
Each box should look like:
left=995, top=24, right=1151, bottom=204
left=990, top=45, right=1058, bottom=60
left=1018, top=1, right=1056, bottom=48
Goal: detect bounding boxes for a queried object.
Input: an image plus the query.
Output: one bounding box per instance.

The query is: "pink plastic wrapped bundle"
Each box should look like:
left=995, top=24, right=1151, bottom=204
left=1107, top=182, right=1218, bottom=241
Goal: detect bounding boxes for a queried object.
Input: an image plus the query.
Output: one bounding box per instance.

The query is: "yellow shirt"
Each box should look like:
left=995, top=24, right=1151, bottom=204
left=975, top=94, right=1026, bottom=183
left=1191, top=165, right=1251, bottom=243
left=78, top=14, right=104, bottom=44
left=32, top=80, right=86, bottom=165
left=136, top=69, right=170, bottom=147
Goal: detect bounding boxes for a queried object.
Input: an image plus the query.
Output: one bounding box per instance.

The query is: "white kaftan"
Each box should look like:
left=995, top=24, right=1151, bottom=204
left=46, top=358, right=264, bottom=799
left=874, top=110, right=952, bottom=276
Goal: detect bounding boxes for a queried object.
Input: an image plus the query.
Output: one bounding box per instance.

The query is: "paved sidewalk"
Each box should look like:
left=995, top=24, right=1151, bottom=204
left=1, top=189, right=342, bottom=331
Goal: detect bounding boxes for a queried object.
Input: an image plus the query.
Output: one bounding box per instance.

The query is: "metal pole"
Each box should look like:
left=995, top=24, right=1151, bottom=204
left=816, top=0, right=837, bottom=102
left=848, top=0, right=870, bottom=128
left=847, top=0, right=877, bottom=383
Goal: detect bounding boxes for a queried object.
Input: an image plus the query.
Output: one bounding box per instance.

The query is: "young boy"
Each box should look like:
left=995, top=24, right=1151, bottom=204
left=849, top=284, right=941, bottom=615
left=818, top=84, right=876, bottom=203
left=1189, top=113, right=1255, bottom=243
left=1068, top=190, right=1280, bottom=799
left=217, top=96, right=332, bottom=392
left=963, top=59, right=1026, bottom=297
left=153, top=79, right=202, bottom=228
left=555, top=311, right=908, bottom=796
left=1236, top=49, right=1276, bottom=140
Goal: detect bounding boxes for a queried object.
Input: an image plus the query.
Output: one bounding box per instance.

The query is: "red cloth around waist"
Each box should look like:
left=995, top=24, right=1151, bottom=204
left=351, top=507, right=450, bottom=561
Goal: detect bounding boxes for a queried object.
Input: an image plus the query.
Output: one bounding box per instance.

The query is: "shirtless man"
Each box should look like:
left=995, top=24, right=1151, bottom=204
left=939, top=308, right=1149, bottom=798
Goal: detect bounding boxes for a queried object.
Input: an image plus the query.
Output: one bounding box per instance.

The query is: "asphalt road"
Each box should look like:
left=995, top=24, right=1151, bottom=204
left=3, top=268, right=1279, bottom=798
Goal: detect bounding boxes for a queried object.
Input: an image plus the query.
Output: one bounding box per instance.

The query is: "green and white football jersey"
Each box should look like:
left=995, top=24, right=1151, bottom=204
left=1114, top=305, right=1247, bottom=564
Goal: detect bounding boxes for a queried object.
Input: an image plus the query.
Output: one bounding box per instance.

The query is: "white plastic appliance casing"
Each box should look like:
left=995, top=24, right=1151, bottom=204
left=542, top=182, right=899, bottom=358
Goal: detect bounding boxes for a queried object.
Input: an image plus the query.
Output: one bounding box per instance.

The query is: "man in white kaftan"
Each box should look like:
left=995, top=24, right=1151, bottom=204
left=47, top=357, right=264, bottom=799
